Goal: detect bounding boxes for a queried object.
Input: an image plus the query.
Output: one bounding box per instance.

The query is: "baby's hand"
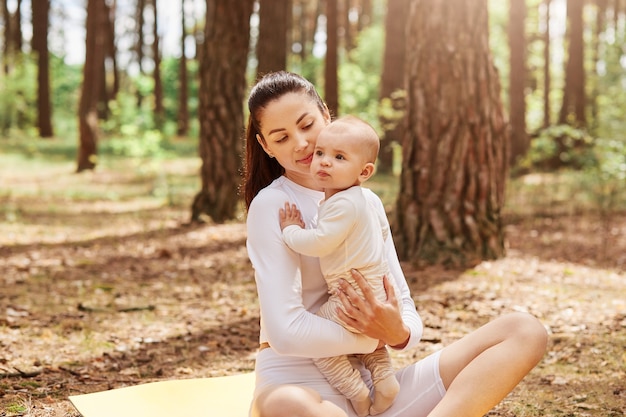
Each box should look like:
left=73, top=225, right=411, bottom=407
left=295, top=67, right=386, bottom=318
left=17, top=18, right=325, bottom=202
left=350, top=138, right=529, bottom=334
left=279, top=202, right=305, bottom=231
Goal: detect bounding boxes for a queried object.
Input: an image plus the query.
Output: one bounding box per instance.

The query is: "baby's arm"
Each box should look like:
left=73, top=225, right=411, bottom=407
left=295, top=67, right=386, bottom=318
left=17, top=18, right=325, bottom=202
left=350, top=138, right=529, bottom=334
left=279, top=202, right=305, bottom=231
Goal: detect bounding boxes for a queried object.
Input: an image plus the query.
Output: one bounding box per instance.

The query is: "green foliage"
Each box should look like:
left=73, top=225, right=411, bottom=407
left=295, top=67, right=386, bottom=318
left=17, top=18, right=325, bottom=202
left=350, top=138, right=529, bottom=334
left=0, top=55, right=37, bottom=134
left=338, top=24, right=384, bottom=131
left=104, top=128, right=166, bottom=159
left=519, top=125, right=596, bottom=171
left=515, top=125, right=626, bottom=214
left=50, top=55, right=82, bottom=135
left=378, top=89, right=406, bottom=133
left=102, top=89, right=153, bottom=134
left=582, top=138, right=626, bottom=212
left=160, top=57, right=200, bottom=135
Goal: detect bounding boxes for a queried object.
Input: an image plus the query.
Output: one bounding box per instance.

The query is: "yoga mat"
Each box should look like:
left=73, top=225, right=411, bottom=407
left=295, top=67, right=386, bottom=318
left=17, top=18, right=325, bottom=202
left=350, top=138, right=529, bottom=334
left=69, top=372, right=255, bottom=417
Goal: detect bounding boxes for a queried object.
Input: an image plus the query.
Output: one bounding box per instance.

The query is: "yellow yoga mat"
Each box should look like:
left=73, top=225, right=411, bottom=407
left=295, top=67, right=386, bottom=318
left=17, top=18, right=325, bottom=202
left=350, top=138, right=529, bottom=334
left=69, top=373, right=255, bottom=417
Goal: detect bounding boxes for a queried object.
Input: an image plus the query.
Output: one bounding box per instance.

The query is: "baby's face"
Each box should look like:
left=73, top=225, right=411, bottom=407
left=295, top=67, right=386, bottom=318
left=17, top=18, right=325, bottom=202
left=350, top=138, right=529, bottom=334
left=310, top=130, right=367, bottom=193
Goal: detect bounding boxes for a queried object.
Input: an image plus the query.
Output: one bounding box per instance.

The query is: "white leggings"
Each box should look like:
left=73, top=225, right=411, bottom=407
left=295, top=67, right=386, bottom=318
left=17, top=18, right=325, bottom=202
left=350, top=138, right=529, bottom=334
left=251, top=349, right=446, bottom=417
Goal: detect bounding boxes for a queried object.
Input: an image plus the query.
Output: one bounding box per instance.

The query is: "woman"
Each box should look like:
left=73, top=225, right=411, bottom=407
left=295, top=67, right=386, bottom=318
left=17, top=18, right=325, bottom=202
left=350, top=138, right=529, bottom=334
left=243, top=71, right=547, bottom=417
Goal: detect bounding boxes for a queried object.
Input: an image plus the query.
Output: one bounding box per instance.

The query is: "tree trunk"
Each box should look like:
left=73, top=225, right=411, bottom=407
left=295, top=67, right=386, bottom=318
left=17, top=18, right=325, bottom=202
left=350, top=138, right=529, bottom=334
left=508, top=0, right=528, bottom=165
left=324, top=0, right=339, bottom=116
left=32, top=0, right=54, bottom=138
left=558, top=0, right=586, bottom=127
left=177, top=0, right=189, bottom=137
left=298, top=0, right=320, bottom=62
left=152, top=0, right=164, bottom=127
left=1, top=0, right=23, bottom=68
left=135, top=0, right=146, bottom=106
left=191, top=0, right=255, bottom=223
left=341, top=0, right=355, bottom=51
left=13, top=0, right=22, bottom=53
left=394, top=0, right=509, bottom=267
left=357, top=0, right=372, bottom=31
left=257, top=0, right=290, bottom=76
left=377, top=0, right=409, bottom=174
left=542, top=0, right=551, bottom=128
left=106, top=0, right=120, bottom=100
left=590, top=0, right=608, bottom=130
left=77, top=0, right=106, bottom=172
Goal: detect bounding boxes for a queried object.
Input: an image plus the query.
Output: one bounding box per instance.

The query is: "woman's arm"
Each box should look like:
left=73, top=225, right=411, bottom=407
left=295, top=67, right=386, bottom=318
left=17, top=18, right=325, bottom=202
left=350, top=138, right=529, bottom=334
left=247, top=188, right=378, bottom=358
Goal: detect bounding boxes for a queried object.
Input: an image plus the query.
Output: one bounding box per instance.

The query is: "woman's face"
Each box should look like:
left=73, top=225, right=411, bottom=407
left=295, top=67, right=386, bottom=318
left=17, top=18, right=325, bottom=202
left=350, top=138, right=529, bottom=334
left=257, top=91, right=331, bottom=189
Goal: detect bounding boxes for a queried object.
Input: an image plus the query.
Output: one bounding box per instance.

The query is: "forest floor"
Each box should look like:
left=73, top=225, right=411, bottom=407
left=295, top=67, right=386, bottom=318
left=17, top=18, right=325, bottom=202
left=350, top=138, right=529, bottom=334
left=0, top=159, right=625, bottom=417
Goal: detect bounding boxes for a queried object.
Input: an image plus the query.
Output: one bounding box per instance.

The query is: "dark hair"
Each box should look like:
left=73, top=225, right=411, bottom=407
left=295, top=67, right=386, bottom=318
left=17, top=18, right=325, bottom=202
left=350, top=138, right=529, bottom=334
left=242, top=71, right=327, bottom=209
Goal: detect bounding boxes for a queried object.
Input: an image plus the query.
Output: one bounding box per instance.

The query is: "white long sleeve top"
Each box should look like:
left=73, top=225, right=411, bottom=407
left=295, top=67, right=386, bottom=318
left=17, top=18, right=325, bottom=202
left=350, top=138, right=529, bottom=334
left=282, top=185, right=391, bottom=287
left=246, top=176, right=423, bottom=358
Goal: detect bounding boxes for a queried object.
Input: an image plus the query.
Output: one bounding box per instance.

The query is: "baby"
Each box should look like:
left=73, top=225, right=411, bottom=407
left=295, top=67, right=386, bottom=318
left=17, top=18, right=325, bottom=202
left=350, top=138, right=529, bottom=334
left=279, top=115, right=401, bottom=416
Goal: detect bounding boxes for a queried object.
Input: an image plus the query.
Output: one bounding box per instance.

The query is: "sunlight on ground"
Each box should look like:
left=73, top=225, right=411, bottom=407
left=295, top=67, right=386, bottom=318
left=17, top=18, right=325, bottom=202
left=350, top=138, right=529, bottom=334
left=0, top=156, right=201, bottom=245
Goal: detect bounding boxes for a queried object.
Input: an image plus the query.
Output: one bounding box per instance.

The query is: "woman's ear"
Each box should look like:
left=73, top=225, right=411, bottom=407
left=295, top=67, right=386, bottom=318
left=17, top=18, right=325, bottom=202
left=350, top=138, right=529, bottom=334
left=322, top=104, right=332, bottom=124
left=256, top=134, right=272, bottom=156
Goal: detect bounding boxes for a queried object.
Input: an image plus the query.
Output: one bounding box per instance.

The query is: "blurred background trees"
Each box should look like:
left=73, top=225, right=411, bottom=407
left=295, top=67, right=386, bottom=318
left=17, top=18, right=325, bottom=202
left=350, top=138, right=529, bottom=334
left=1, top=0, right=625, bottom=266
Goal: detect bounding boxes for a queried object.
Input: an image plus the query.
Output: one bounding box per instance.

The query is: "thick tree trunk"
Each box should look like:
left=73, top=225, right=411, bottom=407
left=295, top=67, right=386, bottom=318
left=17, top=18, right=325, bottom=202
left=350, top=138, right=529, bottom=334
left=325, top=0, right=339, bottom=116
left=508, top=0, right=528, bottom=165
left=378, top=0, right=409, bottom=174
left=257, top=0, right=290, bottom=76
left=191, top=0, right=254, bottom=223
left=32, top=0, right=54, bottom=138
left=394, top=0, right=509, bottom=267
left=77, top=0, right=106, bottom=172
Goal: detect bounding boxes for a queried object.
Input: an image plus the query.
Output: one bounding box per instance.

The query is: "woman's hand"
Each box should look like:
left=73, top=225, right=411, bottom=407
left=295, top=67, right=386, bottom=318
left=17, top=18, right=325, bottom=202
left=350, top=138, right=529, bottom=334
left=335, top=270, right=410, bottom=349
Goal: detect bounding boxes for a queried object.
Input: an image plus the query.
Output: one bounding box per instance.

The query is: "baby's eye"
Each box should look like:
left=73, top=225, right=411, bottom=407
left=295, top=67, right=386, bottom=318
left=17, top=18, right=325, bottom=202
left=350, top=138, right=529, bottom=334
left=315, top=150, right=323, bottom=156
left=335, top=154, right=345, bottom=160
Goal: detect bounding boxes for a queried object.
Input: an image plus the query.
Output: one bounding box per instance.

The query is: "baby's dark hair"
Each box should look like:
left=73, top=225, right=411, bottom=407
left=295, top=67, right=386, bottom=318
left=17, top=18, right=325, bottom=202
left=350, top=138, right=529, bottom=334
left=243, top=71, right=327, bottom=209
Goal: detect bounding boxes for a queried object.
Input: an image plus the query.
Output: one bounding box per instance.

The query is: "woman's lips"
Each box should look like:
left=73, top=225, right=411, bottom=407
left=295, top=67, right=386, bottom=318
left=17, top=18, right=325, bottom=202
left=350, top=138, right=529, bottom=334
left=298, top=153, right=314, bottom=165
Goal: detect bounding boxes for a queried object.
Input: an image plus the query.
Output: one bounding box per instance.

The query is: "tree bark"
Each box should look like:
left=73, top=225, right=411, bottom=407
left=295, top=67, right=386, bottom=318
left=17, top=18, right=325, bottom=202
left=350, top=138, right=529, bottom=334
left=151, top=0, right=164, bottom=127
left=106, top=0, right=119, bottom=100
left=135, top=0, right=146, bottom=106
left=508, top=0, right=528, bottom=165
left=257, top=0, right=290, bottom=76
left=558, top=0, right=586, bottom=127
left=542, top=0, right=551, bottom=128
left=394, top=0, right=509, bottom=267
left=13, top=0, right=22, bottom=53
left=77, top=0, right=107, bottom=172
left=177, top=0, right=189, bottom=136
left=32, top=0, right=54, bottom=138
left=325, top=0, right=339, bottom=116
left=191, top=0, right=255, bottom=223
left=1, top=0, right=7, bottom=73
left=378, top=0, right=409, bottom=174
left=590, top=0, right=608, bottom=129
